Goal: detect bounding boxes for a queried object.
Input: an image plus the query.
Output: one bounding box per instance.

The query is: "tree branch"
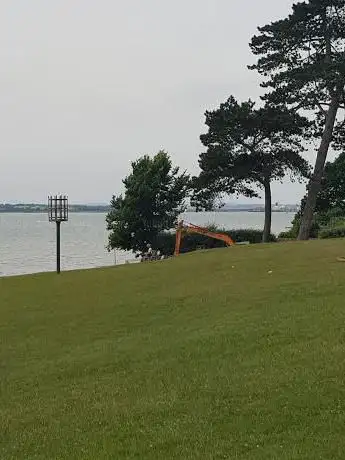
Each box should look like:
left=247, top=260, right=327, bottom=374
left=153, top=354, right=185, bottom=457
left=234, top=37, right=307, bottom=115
left=319, top=102, right=345, bottom=110
left=333, top=5, right=345, bottom=31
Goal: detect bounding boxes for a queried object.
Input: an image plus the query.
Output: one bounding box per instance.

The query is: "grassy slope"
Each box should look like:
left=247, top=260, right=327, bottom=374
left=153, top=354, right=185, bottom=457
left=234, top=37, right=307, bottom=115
left=1, top=240, right=345, bottom=459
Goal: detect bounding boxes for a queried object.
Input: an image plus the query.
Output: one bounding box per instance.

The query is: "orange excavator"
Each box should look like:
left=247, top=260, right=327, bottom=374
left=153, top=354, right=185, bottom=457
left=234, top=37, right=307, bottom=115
left=174, top=221, right=235, bottom=256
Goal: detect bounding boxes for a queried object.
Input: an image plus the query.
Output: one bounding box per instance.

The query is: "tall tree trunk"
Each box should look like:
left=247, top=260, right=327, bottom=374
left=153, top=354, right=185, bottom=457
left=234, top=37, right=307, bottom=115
left=298, top=92, right=342, bottom=240
left=263, top=179, right=272, bottom=243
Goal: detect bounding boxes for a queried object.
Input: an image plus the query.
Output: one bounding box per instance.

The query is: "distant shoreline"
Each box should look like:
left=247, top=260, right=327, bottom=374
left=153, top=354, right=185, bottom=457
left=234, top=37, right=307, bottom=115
left=0, top=205, right=110, bottom=214
left=0, top=209, right=297, bottom=214
left=0, top=204, right=298, bottom=214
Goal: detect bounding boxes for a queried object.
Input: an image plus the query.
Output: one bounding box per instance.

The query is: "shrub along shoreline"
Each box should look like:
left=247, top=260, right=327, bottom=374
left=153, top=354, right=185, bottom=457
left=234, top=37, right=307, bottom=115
left=278, top=208, right=345, bottom=240
left=155, top=228, right=277, bottom=256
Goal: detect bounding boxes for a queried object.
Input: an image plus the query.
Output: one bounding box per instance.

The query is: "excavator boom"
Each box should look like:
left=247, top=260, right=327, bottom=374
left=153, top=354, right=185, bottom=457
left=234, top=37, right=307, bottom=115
left=174, top=221, right=234, bottom=256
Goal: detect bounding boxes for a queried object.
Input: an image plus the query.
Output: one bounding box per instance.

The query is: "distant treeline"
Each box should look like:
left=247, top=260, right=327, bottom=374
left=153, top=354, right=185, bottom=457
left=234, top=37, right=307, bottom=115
left=0, top=204, right=110, bottom=213
left=0, top=203, right=298, bottom=214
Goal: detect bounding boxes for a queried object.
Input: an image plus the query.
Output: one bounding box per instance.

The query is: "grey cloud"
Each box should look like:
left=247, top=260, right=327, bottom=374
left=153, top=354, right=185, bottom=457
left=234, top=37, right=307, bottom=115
left=1, top=0, right=306, bottom=204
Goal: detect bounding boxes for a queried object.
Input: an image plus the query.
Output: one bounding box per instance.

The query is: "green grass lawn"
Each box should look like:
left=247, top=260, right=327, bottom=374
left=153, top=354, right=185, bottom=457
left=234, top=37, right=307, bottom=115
left=2, top=240, right=345, bottom=459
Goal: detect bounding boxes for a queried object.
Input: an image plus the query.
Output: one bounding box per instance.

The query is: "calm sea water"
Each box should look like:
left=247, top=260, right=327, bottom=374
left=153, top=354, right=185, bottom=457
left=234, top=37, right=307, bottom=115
left=0, top=212, right=294, bottom=277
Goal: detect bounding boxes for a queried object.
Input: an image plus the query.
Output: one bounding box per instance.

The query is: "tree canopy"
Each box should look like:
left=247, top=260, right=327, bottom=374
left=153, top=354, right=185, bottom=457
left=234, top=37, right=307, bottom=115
left=316, top=151, right=345, bottom=211
left=282, top=151, right=345, bottom=238
left=192, top=96, right=310, bottom=242
left=250, top=0, right=345, bottom=239
left=106, top=151, right=190, bottom=253
left=300, top=150, right=345, bottom=215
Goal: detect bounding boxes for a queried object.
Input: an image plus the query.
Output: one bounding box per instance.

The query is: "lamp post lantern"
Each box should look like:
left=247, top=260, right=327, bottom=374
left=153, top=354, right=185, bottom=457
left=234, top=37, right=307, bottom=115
left=48, top=195, right=69, bottom=273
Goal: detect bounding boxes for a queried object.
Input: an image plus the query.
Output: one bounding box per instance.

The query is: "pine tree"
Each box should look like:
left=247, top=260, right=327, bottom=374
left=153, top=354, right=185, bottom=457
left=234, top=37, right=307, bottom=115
left=250, top=0, right=345, bottom=239
left=192, top=96, right=310, bottom=242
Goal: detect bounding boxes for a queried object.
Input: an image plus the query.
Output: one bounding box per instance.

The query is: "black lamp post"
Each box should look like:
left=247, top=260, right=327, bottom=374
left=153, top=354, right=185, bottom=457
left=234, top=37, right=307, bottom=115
left=48, top=195, right=69, bottom=273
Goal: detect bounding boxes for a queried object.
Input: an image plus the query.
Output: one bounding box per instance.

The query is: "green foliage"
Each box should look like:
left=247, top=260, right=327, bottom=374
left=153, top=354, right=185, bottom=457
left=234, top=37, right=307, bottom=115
left=106, top=151, right=190, bottom=252
left=193, top=96, right=309, bottom=203
left=281, top=207, right=345, bottom=240
left=155, top=227, right=276, bottom=256
left=289, top=151, right=345, bottom=238
left=249, top=0, right=345, bottom=116
left=192, top=95, right=310, bottom=241
left=278, top=231, right=296, bottom=240
left=317, top=208, right=345, bottom=227
left=319, top=226, right=345, bottom=239
left=250, top=0, right=345, bottom=239
left=224, top=229, right=277, bottom=244
left=279, top=217, right=320, bottom=239
left=316, top=151, right=345, bottom=212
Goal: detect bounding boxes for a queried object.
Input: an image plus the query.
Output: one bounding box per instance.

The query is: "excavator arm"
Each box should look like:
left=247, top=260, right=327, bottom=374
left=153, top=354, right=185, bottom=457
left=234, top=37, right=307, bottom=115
left=174, top=221, right=234, bottom=256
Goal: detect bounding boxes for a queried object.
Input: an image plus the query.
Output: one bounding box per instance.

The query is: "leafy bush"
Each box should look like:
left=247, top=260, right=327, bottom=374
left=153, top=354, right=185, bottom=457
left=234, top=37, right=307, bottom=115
left=316, top=208, right=345, bottom=228
left=228, top=229, right=276, bottom=244
left=278, top=229, right=298, bottom=239
left=278, top=217, right=320, bottom=239
left=281, top=206, right=345, bottom=241
left=319, top=227, right=345, bottom=239
left=280, top=206, right=345, bottom=240
left=155, top=228, right=276, bottom=256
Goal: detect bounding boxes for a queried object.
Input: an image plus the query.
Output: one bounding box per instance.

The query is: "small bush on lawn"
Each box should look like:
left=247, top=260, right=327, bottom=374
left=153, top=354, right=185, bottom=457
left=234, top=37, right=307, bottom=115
left=229, top=229, right=276, bottom=244
left=155, top=228, right=276, bottom=256
left=319, top=227, right=345, bottom=239
left=278, top=231, right=295, bottom=239
left=278, top=217, right=320, bottom=239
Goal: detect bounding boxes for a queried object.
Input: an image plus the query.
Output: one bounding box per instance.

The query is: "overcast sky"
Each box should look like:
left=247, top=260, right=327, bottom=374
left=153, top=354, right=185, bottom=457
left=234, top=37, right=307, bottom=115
left=1, top=0, right=315, bottom=204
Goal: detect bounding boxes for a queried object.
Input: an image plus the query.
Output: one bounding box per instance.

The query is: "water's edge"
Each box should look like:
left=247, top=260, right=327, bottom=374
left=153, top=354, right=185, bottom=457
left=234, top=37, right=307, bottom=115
left=0, top=212, right=294, bottom=277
